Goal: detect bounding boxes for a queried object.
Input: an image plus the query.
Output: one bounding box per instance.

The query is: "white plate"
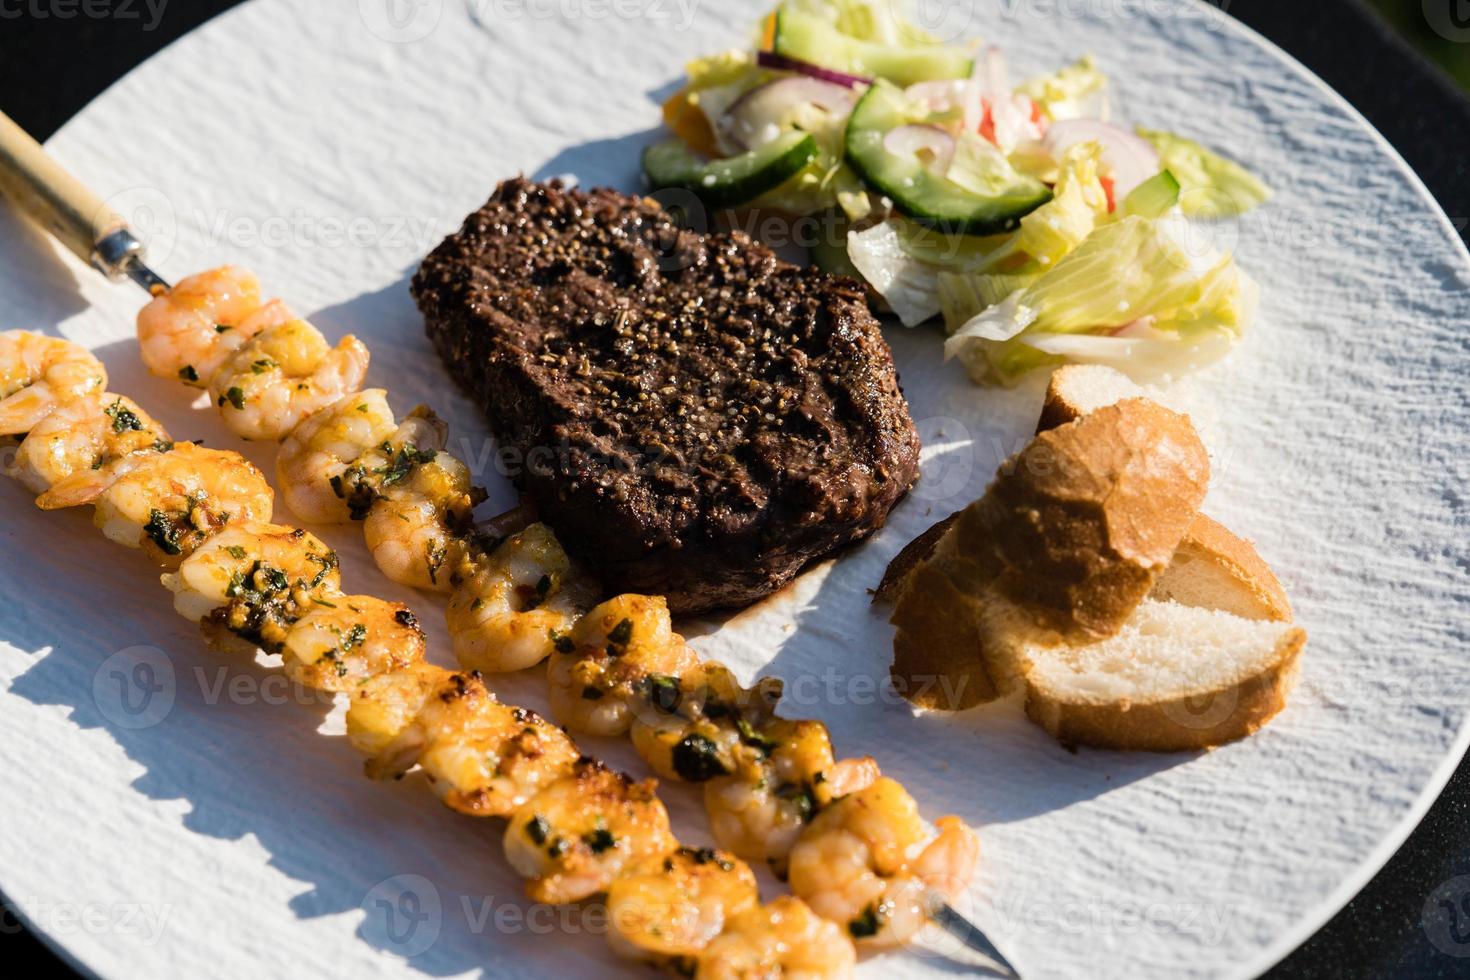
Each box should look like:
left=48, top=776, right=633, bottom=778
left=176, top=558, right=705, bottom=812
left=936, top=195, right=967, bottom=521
left=1, top=2, right=1467, bottom=978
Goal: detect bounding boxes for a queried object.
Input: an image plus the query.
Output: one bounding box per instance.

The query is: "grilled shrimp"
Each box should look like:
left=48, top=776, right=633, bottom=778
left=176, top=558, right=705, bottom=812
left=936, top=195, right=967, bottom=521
left=276, top=389, right=398, bottom=524
left=787, top=777, right=977, bottom=947
left=703, top=721, right=878, bottom=875
left=854, top=816, right=980, bottom=948
left=607, top=846, right=758, bottom=964
left=695, top=896, right=856, bottom=980
left=546, top=594, right=699, bottom=737
left=346, top=662, right=450, bottom=757
left=136, top=266, right=264, bottom=385
left=38, top=442, right=274, bottom=566
left=448, top=522, right=600, bottom=674
left=5, top=391, right=168, bottom=494
left=356, top=409, right=482, bottom=591
left=208, top=319, right=371, bottom=441
left=363, top=456, right=480, bottom=591
left=360, top=669, right=579, bottom=818
left=629, top=660, right=783, bottom=785
left=0, top=331, right=107, bottom=435
left=504, top=759, right=677, bottom=904
left=281, top=596, right=425, bottom=692
left=163, top=521, right=339, bottom=631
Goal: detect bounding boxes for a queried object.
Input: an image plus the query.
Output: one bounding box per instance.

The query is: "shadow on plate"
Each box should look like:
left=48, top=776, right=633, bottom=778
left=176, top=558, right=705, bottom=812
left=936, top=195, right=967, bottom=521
left=531, top=127, right=663, bottom=192
left=0, top=322, right=620, bottom=976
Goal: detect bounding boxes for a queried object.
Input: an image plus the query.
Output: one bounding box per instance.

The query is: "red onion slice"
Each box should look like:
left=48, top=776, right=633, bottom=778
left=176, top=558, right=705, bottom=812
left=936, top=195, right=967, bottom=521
left=757, top=50, right=869, bottom=88
left=883, top=124, right=957, bottom=174
left=1043, top=118, right=1161, bottom=198
left=719, top=76, right=859, bottom=152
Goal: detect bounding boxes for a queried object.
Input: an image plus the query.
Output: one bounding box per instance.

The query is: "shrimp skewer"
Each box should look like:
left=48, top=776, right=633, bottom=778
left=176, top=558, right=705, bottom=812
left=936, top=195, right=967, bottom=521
left=139, top=269, right=601, bottom=670
left=133, top=271, right=1005, bottom=966
left=1, top=333, right=858, bottom=979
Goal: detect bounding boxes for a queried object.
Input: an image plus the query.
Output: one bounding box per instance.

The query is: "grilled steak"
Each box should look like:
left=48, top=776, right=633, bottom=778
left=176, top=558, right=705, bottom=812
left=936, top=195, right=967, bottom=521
left=413, top=178, right=920, bottom=614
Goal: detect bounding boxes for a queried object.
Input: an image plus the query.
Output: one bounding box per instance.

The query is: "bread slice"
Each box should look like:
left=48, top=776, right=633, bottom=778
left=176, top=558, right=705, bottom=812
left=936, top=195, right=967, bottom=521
left=1152, top=513, right=1291, bottom=622
left=1014, top=598, right=1305, bottom=751
left=889, top=398, right=1209, bottom=708
left=1037, top=363, right=1156, bottom=433
left=1038, top=363, right=1292, bottom=623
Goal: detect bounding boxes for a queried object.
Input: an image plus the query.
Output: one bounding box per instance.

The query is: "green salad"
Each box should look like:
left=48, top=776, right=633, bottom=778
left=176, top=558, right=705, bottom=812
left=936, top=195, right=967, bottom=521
left=645, top=0, right=1271, bottom=385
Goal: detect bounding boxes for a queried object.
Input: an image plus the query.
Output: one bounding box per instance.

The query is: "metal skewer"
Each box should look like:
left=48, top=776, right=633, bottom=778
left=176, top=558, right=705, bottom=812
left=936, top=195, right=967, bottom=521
left=0, top=106, right=1021, bottom=977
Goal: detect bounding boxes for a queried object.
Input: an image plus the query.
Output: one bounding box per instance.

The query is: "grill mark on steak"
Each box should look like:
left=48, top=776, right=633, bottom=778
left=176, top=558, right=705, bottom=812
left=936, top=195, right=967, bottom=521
left=413, top=178, right=920, bottom=615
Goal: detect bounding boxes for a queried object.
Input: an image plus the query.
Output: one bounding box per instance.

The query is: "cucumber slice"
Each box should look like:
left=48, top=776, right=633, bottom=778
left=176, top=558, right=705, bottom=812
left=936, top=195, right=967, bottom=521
left=1122, top=169, right=1181, bottom=218
left=642, top=131, right=819, bottom=209
left=772, top=7, right=972, bottom=87
left=844, top=81, right=1052, bottom=236
left=808, top=209, right=861, bottom=278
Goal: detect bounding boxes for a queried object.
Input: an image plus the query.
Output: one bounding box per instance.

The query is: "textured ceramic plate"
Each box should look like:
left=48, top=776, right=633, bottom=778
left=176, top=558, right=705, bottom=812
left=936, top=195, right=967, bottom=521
left=1, top=1, right=1467, bottom=978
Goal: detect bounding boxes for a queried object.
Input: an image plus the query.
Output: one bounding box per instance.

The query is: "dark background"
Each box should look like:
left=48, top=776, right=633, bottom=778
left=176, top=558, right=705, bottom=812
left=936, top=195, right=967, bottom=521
left=0, top=1, right=1466, bottom=977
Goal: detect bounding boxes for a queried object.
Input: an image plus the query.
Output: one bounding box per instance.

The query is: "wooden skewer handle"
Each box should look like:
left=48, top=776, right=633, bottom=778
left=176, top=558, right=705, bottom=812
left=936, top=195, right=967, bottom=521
left=0, top=109, right=126, bottom=271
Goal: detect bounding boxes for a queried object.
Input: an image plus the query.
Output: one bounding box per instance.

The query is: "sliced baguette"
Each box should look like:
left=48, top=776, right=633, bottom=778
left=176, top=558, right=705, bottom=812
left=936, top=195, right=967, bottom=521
left=889, top=398, right=1209, bottom=709
left=1013, top=598, right=1305, bottom=751
left=1036, top=363, right=1157, bottom=433
left=1039, top=363, right=1292, bottom=622
left=1152, top=513, right=1292, bottom=622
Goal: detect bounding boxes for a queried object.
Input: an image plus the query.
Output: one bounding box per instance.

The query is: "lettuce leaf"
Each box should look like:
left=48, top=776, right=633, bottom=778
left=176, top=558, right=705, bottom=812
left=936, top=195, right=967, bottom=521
left=979, top=141, right=1110, bottom=273
left=1138, top=128, right=1271, bottom=217
left=1017, top=55, right=1109, bottom=122
left=941, top=214, right=1258, bottom=384
left=846, top=216, right=1011, bottom=326
left=784, top=0, right=941, bottom=45
left=846, top=220, right=942, bottom=325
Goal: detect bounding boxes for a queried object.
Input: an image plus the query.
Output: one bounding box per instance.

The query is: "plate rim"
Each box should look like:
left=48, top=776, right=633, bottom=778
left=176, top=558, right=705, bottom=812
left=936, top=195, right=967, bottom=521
left=8, top=1, right=1470, bottom=977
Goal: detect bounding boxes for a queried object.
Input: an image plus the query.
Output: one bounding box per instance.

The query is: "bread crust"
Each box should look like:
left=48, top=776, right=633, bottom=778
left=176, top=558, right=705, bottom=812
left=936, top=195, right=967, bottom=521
left=981, top=399, right=1210, bottom=638
left=1023, top=625, right=1305, bottom=752
left=1155, top=513, right=1293, bottom=622
left=889, top=399, right=1209, bottom=706
left=1037, top=365, right=1292, bottom=623
left=888, top=366, right=1303, bottom=750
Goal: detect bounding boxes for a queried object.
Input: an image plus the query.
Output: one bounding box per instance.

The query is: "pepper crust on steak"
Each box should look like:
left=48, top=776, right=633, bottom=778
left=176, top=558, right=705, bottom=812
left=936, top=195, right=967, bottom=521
left=413, top=178, right=920, bottom=614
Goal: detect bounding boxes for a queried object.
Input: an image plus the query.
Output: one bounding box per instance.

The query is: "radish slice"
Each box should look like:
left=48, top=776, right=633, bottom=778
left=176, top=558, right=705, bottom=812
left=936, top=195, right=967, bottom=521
left=756, top=51, right=869, bottom=88
left=1043, top=119, right=1160, bottom=198
left=719, top=76, right=858, bottom=151
left=883, top=125, right=957, bottom=174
